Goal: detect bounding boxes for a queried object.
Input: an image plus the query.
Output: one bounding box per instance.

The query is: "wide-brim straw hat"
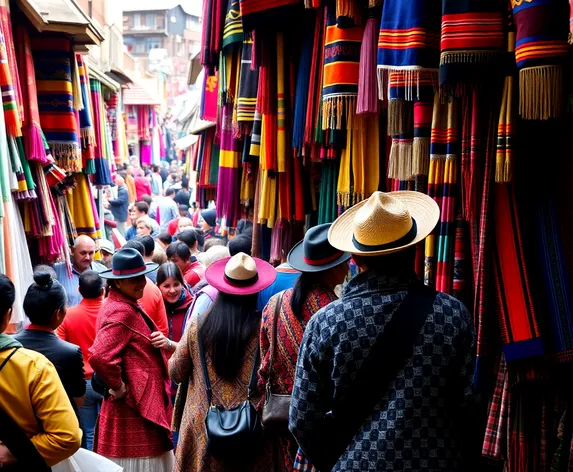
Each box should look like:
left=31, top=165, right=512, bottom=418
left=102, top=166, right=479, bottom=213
left=99, top=248, right=159, bottom=280
left=288, top=223, right=351, bottom=273
left=328, top=191, right=440, bottom=256
left=205, top=252, right=277, bottom=295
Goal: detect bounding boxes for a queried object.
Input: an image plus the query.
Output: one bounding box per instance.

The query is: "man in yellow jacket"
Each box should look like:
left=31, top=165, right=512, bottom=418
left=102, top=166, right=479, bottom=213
left=0, top=274, right=82, bottom=468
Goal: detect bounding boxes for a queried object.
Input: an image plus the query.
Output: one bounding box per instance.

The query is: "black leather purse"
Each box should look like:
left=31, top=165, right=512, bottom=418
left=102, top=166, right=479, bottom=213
left=197, top=317, right=262, bottom=460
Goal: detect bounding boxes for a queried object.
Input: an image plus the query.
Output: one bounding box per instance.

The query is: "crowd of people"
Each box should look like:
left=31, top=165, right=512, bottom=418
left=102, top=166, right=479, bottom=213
left=0, top=176, right=478, bottom=471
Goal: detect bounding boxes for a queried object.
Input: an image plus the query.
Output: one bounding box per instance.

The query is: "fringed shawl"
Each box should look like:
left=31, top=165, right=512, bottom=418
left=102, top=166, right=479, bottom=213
left=222, top=0, right=243, bottom=50
left=237, top=39, right=259, bottom=127
left=322, top=4, right=363, bottom=131
left=32, top=35, right=81, bottom=172
left=439, top=0, right=505, bottom=91
left=513, top=0, right=569, bottom=119
left=66, top=172, right=101, bottom=239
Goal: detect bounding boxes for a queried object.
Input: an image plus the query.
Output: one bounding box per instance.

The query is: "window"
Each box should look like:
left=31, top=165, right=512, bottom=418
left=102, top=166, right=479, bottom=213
left=134, top=41, right=145, bottom=54
left=147, top=38, right=161, bottom=52
left=157, top=14, right=165, bottom=29
left=145, top=14, right=155, bottom=28
left=170, top=15, right=177, bottom=23
left=134, top=13, right=141, bottom=29
left=186, top=15, right=200, bottom=30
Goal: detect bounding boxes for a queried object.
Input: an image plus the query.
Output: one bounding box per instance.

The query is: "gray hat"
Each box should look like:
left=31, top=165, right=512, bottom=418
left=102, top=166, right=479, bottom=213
left=98, top=239, right=115, bottom=255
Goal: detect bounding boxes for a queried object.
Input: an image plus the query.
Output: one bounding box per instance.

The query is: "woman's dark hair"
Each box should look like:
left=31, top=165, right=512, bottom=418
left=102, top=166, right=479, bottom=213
left=156, top=262, right=185, bottom=287
left=200, top=292, right=260, bottom=379
left=166, top=241, right=191, bottom=261
left=0, top=274, right=15, bottom=316
left=177, top=228, right=197, bottom=248
left=123, top=239, right=146, bottom=257
left=157, top=232, right=173, bottom=247
left=137, top=235, right=155, bottom=257
left=290, top=271, right=326, bottom=320
left=23, top=271, right=67, bottom=325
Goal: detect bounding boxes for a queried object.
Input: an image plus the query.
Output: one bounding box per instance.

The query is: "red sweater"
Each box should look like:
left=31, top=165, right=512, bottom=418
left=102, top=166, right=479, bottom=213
left=134, top=176, right=152, bottom=202
left=182, top=260, right=205, bottom=289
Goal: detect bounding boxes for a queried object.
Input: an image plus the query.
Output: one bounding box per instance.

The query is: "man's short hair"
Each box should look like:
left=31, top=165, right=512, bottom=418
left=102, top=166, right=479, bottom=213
left=166, top=241, right=191, bottom=262
left=141, top=195, right=152, bottom=206
left=134, top=201, right=150, bottom=214
left=177, top=228, right=197, bottom=249
left=203, top=238, right=226, bottom=252
left=228, top=235, right=252, bottom=257
left=157, top=232, right=173, bottom=246
left=137, top=235, right=155, bottom=258
left=33, top=264, right=57, bottom=279
left=152, top=165, right=160, bottom=173
left=166, top=188, right=176, bottom=197
left=122, top=240, right=145, bottom=257
left=79, top=270, right=103, bottom=299
left=178, top=204, right=189, bottom=215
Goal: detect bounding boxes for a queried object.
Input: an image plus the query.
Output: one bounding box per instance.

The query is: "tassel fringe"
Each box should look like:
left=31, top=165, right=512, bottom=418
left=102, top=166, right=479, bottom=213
left=440, top=50, right=501, bottom=65
left=377, top=67, right=438, bottom=101
left=322, top=95, right=357, bottom=130
left=387, top=99, right=413, bottom=136
left=388, top=140, right=413, bottom=180
left=413, top=137, right=430, bottom=176
left=519, top=65, right=564, bottom=120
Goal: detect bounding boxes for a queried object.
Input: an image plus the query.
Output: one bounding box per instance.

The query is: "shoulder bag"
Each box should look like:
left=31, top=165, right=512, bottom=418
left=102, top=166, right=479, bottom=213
left=261, top=291, right=291, bottom=432
left=197, top=314, right=262, bottom=459
left=0, top=347, right=52, bottom=471
left=305, top=283, right=437, bottom=471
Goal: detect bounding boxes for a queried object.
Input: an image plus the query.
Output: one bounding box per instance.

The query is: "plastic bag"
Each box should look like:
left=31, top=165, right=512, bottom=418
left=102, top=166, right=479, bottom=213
left=52, top=448, right=123, bottom=472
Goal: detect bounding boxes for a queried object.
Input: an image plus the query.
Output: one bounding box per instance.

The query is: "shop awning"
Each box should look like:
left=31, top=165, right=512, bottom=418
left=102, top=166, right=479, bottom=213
left=123, top=82, right=161, bottom=106
left=175, top=134, right=199, bottom=150
left=17, top=0, right=104, bottom=46
left=106, top=67, right=133, bottom=86
left=87, top=60, right=121, bottom=92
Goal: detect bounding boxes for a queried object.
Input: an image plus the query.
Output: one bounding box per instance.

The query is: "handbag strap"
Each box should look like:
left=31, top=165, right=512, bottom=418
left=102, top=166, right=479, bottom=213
left=0, top=347, right=19, bottom=373
left=314, top=282, right=437, bottom=471
left=197, top=312, right=261, bottom=405
left=266, top=291, right=285, bottom=391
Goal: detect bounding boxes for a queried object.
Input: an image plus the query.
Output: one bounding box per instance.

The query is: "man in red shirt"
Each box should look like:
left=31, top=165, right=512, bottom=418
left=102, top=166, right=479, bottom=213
left=166, top=241, right=205, bottom=289
left=56, top=270, right=104, bottom=450
left=167, top=204, right=190, bottom=236
left=133, top=169, right=152, bottom=202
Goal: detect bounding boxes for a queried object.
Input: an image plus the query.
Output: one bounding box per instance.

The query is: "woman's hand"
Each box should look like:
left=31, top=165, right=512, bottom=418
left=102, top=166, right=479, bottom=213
left=150, top=331, right=177, bottom=352
left=0, top=442, right=17, bottom=466
left=109, top=381, right=127, bottom=400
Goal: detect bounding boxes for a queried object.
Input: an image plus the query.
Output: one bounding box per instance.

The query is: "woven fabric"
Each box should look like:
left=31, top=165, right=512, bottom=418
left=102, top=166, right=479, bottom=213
left=439, top=0, right=505, bottom=89
left=201, top=0, right=227, bottom=73
left=32, top=35, right=81, bottom=172
left=89, top=79, right=112, bottom=186
left=376, top=0, right=440, bottom=100
left=201, top=72, right=219, bottom=123
left=66, top=173, right=101, bottom=239
left=222, top=0, right=242, bottom=50
left=413, top=100, right=433, bottom=176
left=305, top=9, right=326, bottom=150
left=237, top=39, right=259, bottom=125
left=14, top=25, right=45, bottom=162
left=76, top=55, right=93, bottom=143
left=293, top=24, right=314, bottom=154
left=482, top=356, right=509, bottom=460
left=0, top=21, right=21, bottom=137
left=493, top=183, right=543, bottom=361
left=0, top=3, right=21, bottom=135
left=513, top=0, right=569, bottom=119
left=290, top=269, right=477, bottom=471
left=240, top=0, right=301, bottom=32
left=322, top=5, right=363, bottom=131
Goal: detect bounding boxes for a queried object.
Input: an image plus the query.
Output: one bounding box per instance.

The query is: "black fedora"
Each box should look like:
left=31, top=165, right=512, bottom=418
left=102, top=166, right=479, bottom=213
left=287, top=223, right=351, bottom=273
left=99, top=248, right=158, bottom=280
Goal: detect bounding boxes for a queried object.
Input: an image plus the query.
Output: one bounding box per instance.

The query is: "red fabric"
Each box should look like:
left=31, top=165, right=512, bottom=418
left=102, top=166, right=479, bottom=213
left=140, top=278, right=169, bottom=337
left=57, top=297, right=103, bottom=379
left=89, top=289, right=173, bottom=458
left=134, top=176, right=152, bottom=202
left=183, top=260, right=205, bottom=289
left=167, top=217, right=180, bottom=236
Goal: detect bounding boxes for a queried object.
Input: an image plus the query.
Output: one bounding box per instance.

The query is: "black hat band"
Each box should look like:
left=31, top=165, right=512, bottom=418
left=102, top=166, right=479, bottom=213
left=352, top=218, right=418, bottom=252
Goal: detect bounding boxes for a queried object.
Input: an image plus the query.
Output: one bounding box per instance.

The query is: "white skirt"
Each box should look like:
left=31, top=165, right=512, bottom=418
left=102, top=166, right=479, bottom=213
left=105, top=451, right=175, bottom=472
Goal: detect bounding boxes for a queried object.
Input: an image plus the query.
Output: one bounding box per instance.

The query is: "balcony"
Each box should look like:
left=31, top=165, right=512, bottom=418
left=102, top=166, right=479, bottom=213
left=124, top=24, right=167, bottom=35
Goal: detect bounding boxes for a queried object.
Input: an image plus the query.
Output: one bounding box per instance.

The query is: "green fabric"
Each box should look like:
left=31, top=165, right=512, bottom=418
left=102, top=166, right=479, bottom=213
left=209, top=143, right=220, bottom=186
left=318, top=159, right=339, bottom=224
left=0, top=333, right=22, bottom=351
left=16, top=138, right=35, bottom=191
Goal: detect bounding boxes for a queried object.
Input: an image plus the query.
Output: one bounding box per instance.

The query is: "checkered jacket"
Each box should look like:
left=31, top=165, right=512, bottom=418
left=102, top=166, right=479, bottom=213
left=289, top=269, right=477, bottom=471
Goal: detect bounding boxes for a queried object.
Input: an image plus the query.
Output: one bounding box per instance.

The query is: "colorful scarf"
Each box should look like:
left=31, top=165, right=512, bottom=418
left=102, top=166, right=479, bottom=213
left=201, top=0, right=227, bottom=73
left=66, top=173, right=100, bottom=239
left=76, top=55, right=95, bottom=172
left=222, top=0, right=243, bottom=50
left=318, top=159, right=339, bottom=224
left=89, top=79, right=112, bottom=186
left=357, top=15, right=380, bottom=115
left=293, top=23, right=314, bottom=155
left=32, top=35, right=81, bottom=172
left=14, top=26, right=45, bottom=163
left=322, top=4, right=363, bottom=131
left=0, top=21, right=21, bottom=137
left=237, top=39, right=259, bottom=128
left=201, top=72, right=219, bottom=123
left=0, top=1, right=22, bottom=127
left=493, top=183, right=543, bottom=361
left=413, top=100, right=433, bottom=176
left=376, top=0, right=441, bottom=100
left=240, top=0, right=301, bottom=32
left=424, top=93, right=458, bottom=293
left=495, top=11, right=516, bottom=183
left=513, top=0, right=569, bottom=119
left=125, top=105, right=138, bottom=144
left=535, top=199, right=573, bottom=361
left=482, top=356, right=509, bottom=461
left=439, top=0, right=505, bottom=90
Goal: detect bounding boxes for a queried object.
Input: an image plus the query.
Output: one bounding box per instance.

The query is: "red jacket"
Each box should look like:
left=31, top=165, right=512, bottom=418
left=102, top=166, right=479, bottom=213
left=89, top=289, right=173, bottom=458
left=134, top=176, right=152, bottom=202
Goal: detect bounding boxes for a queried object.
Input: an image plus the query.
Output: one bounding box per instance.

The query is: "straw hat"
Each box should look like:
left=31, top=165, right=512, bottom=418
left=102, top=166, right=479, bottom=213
left=328, top=191, right=440, bottom=256
left=205, top=252, right=276, bottom=295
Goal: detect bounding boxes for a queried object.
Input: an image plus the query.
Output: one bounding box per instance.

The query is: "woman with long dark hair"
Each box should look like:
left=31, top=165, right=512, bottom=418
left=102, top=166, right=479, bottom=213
left=90, top=248, right=174, bottom=472
left=256, top=224, right=350, bottom=471
left=169, top=252, right=276, bottom=471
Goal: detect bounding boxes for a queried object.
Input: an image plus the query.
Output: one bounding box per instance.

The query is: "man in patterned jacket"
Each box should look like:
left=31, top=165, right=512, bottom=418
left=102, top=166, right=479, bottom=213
left=289, top=191, right=477, bottom=471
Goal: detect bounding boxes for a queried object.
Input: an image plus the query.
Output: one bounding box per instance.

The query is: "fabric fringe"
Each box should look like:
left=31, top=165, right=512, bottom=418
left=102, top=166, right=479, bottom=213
left=519, top=65, right=564, bottom=120
left=387, top=99, right=413, bottom=136
left=387, top=140, right=413, bottom=180
left=413, top=137, right=430, bottom=176
left=336, top=0, right=360, bottom=24
left=322, top=95, right=357, bottom=130
left=377, top=68, right=438, bottom=101
left=440, top=50, right=501, bottom=65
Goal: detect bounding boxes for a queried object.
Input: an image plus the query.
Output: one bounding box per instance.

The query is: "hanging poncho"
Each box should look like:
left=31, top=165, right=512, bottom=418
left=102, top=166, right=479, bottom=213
left=513, top=0, right=569, bottom=119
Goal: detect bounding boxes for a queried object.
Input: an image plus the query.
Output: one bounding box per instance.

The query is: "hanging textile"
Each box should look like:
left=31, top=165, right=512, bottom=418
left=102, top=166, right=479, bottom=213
left=237, top=38, right=259, bottom=129
left=482, top=356, right=509, bottom=461
left=495, top=10, right=516, bottom=183
left=351, top=114, right=379, bottom=202
left=322, top=4, right=363, bottom=131
left=222, top=0, right=243, bottom=50
left=377, top=0, right=440, bottom=100
left=0, top=20, right=21, bottom=137
left=201, top=0, right=227, bottom=72
left=125, top=105, right=138, bottom=144
left=32, top=35, right=81, bottom=172
left=77, top=55, right=95, bottom=173
left=239, top=0, right=301, bottom=32
left=513, top=0, right=569, bottom=120
left=201, top=72, right=219, bottom=122
left=318, top=160, right=339, bottom=224
left=0, top=0, right=22, bottom=127
left=439, top=0, right=505, bottom=91
left=292, top=23, right=314, bottom=155
left=493, top=183, right=543, bottom=361
left=89, top=79, right=112, bottom=186
left=66, top=173, right=100, bottom=239
left=357, top=13, right=380, bottom=115
left=14, top=26, right=46, bottom=163
left=413, top=100, right=432, bottom=176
